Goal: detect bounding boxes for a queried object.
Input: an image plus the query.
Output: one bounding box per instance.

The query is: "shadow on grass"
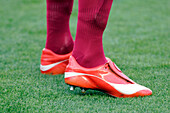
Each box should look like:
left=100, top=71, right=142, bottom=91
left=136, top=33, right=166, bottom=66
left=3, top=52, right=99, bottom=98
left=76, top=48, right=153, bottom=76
left=40, top=74, right=116, bottom=98
left=69, top=88, right=116, bottom=98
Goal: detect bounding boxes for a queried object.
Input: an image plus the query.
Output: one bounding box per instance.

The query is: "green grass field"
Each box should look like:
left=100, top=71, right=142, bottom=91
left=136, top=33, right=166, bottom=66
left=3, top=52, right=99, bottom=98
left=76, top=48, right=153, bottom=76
left=0, top=0, right=169, bottom=112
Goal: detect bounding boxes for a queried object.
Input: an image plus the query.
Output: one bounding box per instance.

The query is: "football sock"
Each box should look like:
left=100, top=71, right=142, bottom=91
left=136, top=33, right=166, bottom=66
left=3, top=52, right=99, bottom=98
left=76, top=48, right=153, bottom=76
left=72, top=0, right=113, bottom=68
left=45, top=0, right=74, bottom=54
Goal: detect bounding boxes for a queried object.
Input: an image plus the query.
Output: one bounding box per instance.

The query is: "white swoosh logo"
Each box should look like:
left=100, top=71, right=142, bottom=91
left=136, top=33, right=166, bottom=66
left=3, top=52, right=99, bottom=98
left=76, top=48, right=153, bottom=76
left=40, top=59, right=68, bottom=71
left=65, top=72, right=151, bottom=95
left=109, top=83, right=150, bottom=95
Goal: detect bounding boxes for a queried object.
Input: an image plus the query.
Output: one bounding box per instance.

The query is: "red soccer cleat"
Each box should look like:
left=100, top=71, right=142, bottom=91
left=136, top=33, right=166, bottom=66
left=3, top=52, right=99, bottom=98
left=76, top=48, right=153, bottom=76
left=40, top=48, right=72, bottom=75
left=65, top=56, right=152, bottom=98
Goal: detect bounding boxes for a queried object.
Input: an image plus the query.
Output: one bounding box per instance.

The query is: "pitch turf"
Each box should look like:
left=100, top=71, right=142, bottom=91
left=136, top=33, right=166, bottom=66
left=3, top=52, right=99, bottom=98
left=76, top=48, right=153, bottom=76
left=0, top=0, right=169, bottom=112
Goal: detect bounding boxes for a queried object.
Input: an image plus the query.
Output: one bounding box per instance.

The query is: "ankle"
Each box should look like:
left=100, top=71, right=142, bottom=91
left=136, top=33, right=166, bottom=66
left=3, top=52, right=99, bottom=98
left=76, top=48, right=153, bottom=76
left=72, top=52, right=107, bottom=68
left=45, top=33, right=74, bottom=55
left=57, top=40, right=74, bottom=55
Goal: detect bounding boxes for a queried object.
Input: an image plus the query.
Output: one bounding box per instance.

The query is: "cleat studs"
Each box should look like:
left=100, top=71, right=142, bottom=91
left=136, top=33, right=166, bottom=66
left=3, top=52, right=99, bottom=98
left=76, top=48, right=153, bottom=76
left=70, top=86, right=75, bottom=91
left=81, top=88, right=86, bottom=93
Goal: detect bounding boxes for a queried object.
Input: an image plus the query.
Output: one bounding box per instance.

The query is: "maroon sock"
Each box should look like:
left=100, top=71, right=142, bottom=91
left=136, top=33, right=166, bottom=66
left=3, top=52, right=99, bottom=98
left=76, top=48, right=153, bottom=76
left=72, top=0, right=113, bottom=68
left=45, top=0, right=74, bottom=54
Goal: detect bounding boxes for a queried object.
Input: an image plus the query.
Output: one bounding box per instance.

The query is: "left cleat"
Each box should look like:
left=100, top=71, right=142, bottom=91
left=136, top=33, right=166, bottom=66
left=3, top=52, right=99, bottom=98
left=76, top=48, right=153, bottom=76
left=40, top=48, right=72, bottom=75
left=64, top=56, right=152, bottom=98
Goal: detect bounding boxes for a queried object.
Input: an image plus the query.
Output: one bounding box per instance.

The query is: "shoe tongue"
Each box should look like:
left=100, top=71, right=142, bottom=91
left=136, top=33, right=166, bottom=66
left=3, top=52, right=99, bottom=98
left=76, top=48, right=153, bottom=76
left=107, top=58, right=135, bottom=84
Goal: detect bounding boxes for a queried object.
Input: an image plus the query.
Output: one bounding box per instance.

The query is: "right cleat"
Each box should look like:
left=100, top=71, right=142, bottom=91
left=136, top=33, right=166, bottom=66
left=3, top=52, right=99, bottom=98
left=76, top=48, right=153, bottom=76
left=40, top=48, right=72, bottom=75
left=64, top=56, right=152, bottom=98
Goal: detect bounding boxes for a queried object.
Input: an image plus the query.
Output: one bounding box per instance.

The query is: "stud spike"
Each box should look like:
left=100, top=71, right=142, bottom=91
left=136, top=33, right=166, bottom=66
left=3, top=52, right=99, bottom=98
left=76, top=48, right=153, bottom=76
left=70, top=86, right=75, bottom=91
left=81, top=88, right=86, bottom=93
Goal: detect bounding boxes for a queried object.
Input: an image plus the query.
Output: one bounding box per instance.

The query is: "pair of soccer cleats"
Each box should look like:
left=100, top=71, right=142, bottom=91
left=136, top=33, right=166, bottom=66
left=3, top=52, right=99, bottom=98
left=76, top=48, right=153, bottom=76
left=40, top=48, right=152, bottom=98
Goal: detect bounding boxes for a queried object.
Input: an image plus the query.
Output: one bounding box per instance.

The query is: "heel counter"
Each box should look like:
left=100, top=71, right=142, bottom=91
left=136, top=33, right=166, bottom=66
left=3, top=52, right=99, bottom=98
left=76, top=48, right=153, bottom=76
left=40, top=49, right=55, bottom=65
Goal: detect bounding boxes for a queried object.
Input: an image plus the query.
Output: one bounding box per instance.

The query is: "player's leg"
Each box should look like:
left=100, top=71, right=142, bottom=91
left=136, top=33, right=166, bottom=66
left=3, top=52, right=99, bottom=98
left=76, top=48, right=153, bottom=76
left=65, top=0, right=152, bottom=97
left=45, top=0, right=74, bottom=54
left=72, top=0, right=109, bottom=68
left=40, top=0, right=74, bottom=75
